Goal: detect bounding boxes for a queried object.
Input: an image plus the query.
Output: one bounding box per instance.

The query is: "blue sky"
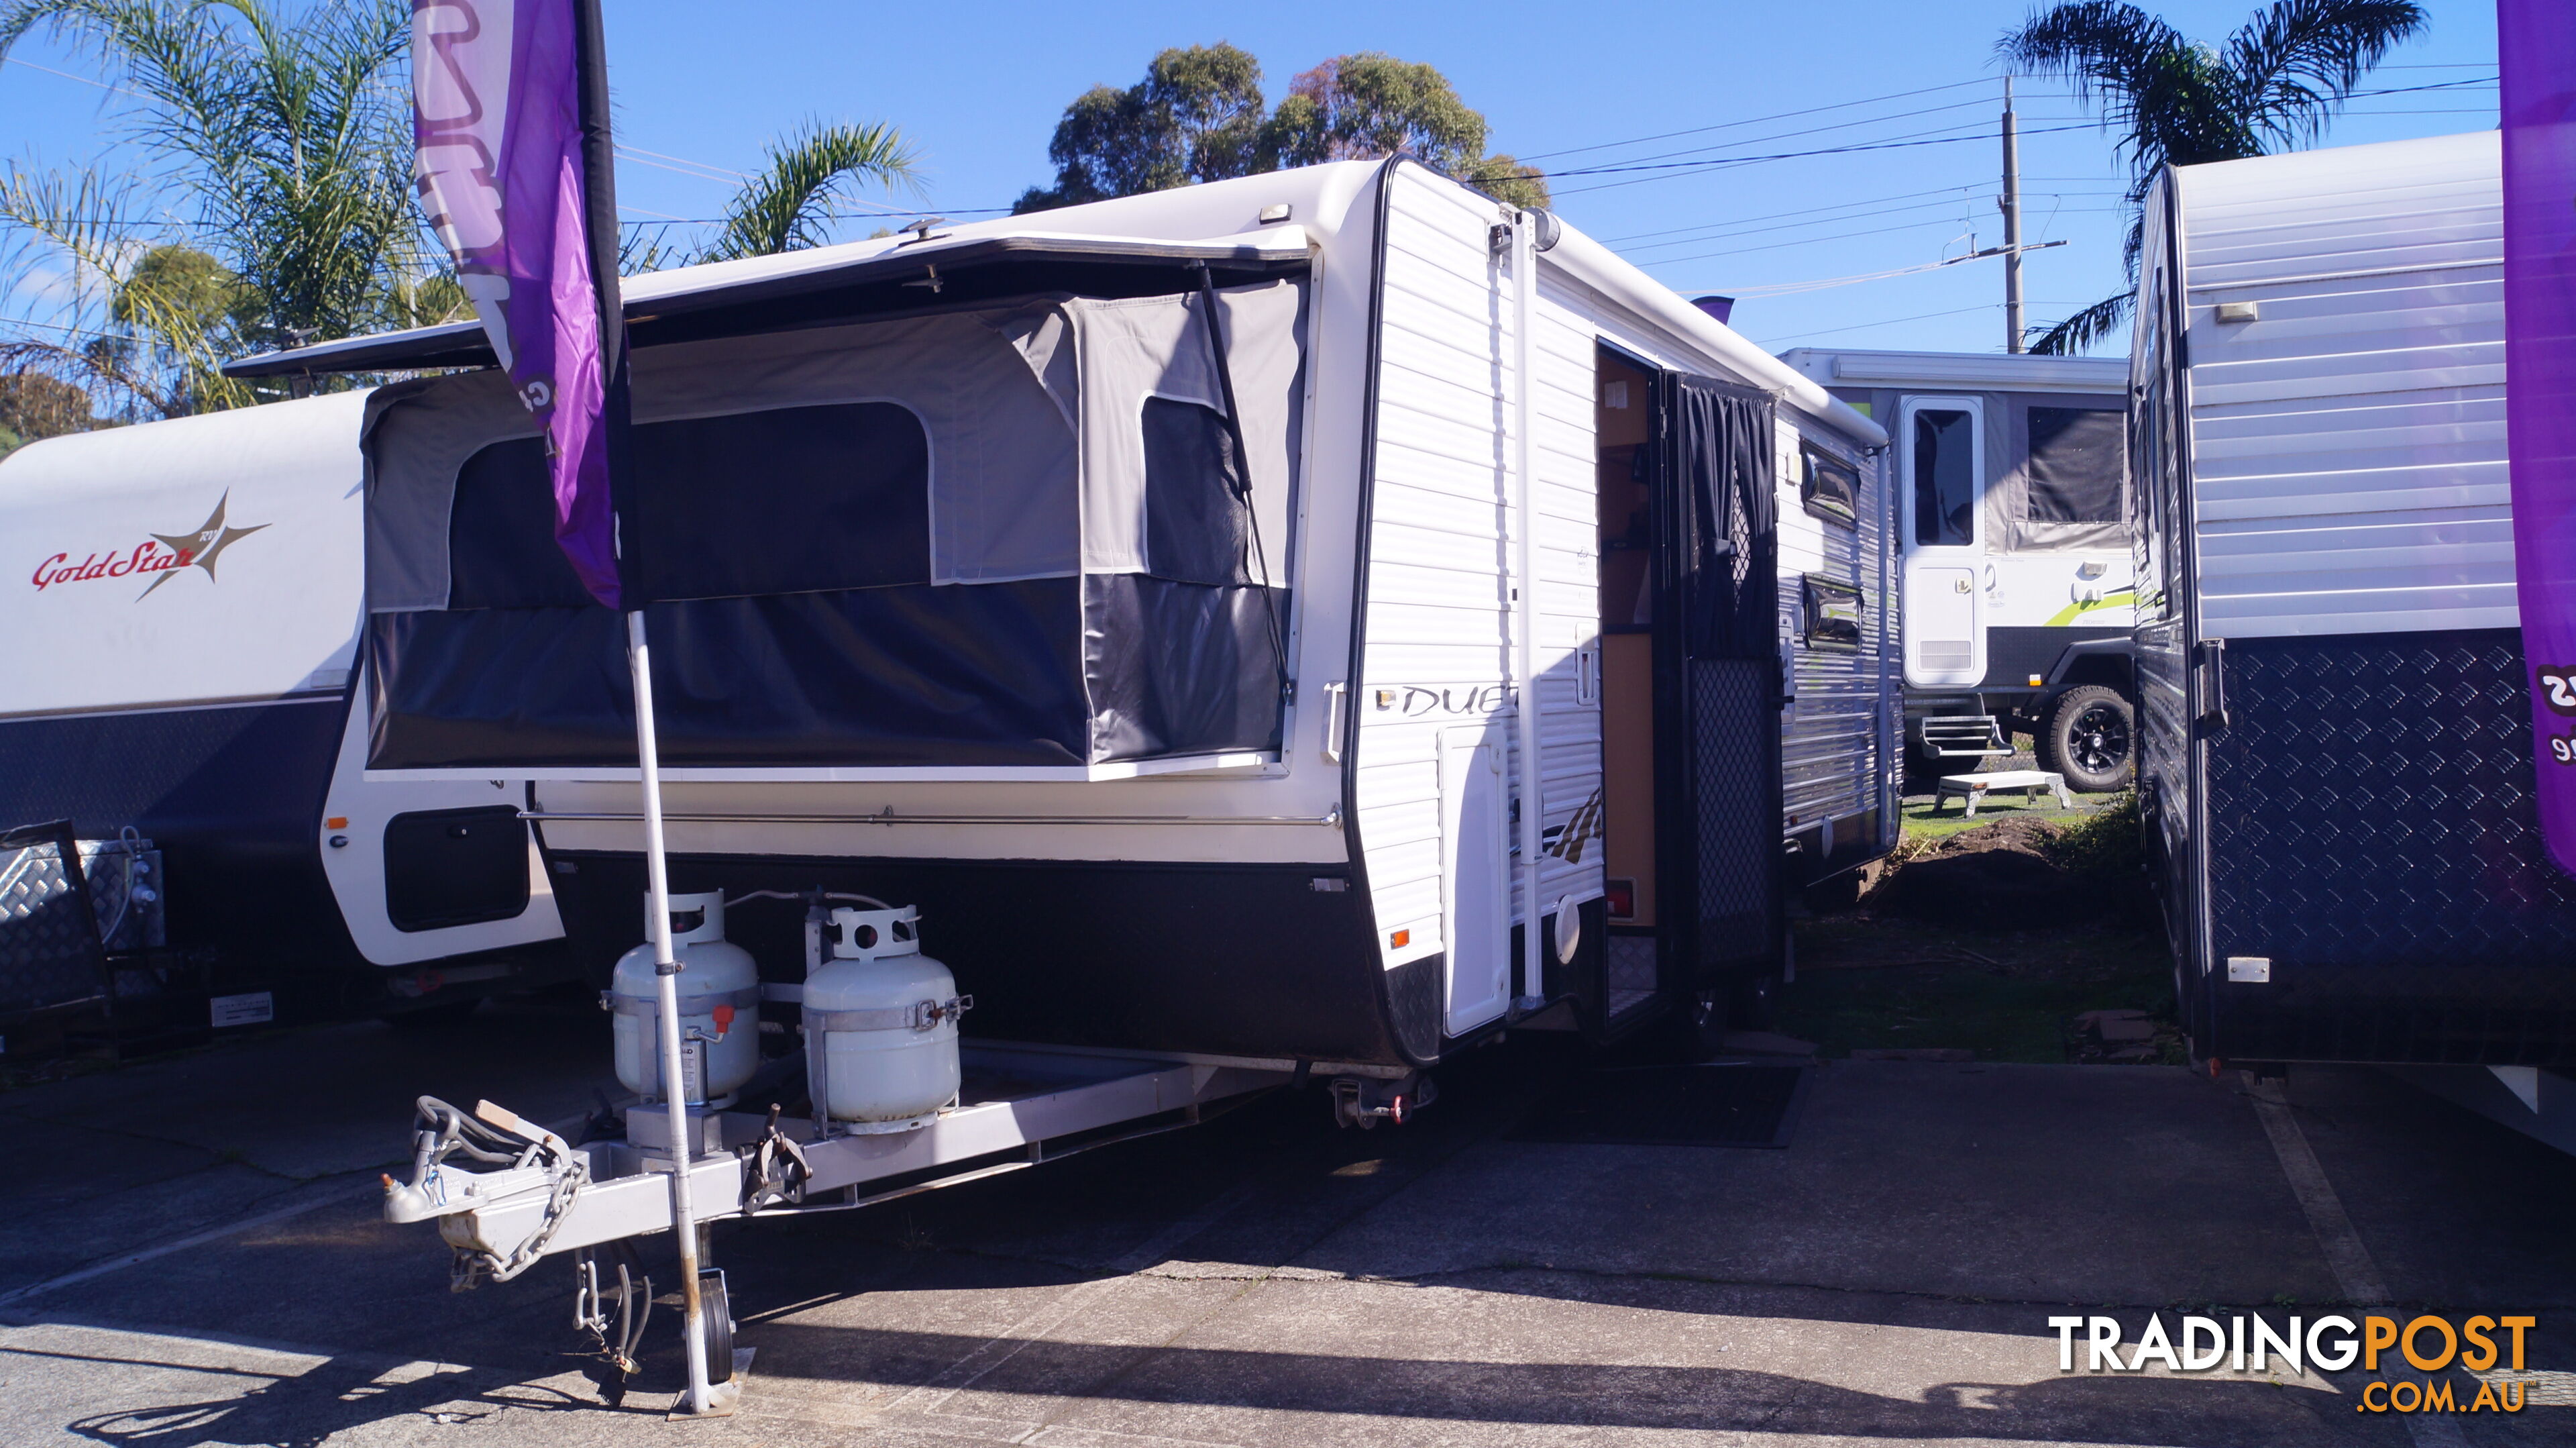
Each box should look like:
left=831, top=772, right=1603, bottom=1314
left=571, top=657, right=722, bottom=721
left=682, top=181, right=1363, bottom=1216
left=0, top=0, right=2502, bottom=357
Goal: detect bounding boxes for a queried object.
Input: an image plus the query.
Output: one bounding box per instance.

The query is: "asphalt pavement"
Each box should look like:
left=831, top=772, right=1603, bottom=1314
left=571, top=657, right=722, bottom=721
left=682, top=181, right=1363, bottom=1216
left=2, top=998, right=2572, bottom=1447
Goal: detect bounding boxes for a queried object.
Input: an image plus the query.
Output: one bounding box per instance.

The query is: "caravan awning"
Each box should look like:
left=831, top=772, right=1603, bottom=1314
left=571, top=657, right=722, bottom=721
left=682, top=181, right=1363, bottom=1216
left=221, top=227, right=1315, bottom=379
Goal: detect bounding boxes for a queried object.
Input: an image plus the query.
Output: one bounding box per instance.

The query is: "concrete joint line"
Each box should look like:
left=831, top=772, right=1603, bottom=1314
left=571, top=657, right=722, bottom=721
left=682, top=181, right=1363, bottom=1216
left=886, top=1184, right=1264, bottom=1420
left=2243, top=1076, right=2390, bottom=1306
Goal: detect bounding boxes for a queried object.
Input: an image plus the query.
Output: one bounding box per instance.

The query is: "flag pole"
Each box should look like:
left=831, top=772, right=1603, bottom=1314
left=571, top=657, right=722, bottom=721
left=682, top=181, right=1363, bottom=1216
left=570, top=0, right=712, bottom=1414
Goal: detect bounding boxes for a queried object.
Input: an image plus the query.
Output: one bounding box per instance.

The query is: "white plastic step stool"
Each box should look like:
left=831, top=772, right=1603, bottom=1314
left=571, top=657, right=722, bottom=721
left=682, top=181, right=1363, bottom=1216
left=1935, top=769, right=2072, bottom=817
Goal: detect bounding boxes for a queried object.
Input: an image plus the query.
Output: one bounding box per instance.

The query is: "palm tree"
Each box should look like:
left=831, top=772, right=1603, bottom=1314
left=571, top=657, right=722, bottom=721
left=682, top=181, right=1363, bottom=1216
left=695, top=120, right=920, bottom=264
left=2000, top=0, right=2428, bottom=354
left=0, top=0, right=436, bottom=415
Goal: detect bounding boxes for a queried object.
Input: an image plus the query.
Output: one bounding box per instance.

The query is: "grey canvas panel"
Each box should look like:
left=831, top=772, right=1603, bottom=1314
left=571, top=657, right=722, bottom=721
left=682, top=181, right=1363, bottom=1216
left=364, top=372, right=537, bottom=613
left=364, top=307, right=1081, bottom=609
left=1069, top=278, right=1305, bottom=579
left=1982, top=390, right=2127, bottom=554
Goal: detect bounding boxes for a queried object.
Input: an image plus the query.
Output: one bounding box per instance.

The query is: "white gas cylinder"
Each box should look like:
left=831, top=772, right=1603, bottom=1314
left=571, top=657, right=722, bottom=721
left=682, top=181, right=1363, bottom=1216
left=804, top=904, right=968, bottom=1129
left=610, top=890, right=762, bottom=1106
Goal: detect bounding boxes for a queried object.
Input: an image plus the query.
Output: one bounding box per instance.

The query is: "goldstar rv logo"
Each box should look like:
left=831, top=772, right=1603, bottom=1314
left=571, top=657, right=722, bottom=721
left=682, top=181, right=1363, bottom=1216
left=28, top=492, right=269, bottom=599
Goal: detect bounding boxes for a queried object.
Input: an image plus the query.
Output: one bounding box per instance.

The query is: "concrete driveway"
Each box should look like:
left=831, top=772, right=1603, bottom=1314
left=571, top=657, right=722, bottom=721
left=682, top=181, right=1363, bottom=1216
left=1, top=1003, right=2570, bottom=1447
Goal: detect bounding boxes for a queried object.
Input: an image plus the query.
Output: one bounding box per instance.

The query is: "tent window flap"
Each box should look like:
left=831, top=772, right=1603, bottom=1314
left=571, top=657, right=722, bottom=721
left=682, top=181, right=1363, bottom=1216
left=360, top=277, right=1305, bottom=772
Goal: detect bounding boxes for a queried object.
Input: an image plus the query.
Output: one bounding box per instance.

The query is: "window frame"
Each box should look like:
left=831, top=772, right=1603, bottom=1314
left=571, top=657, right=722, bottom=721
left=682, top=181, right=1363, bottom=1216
left=1898, top=394, right=1986, bottom=554
left=1798, top=440, right=1862, bottom=529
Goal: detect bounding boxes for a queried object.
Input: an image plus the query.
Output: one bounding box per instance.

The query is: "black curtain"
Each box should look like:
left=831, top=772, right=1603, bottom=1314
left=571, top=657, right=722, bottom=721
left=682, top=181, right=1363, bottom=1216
left=1672, top=376, right=1777, bottom=664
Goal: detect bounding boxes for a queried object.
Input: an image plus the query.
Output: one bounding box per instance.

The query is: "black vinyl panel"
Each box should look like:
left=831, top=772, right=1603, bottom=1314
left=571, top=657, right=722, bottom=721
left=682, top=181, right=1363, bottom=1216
left=0, top=698, right=354, bottom=965
left=1980, top=624, right=2131, bottom=693
left=546, top=852, right=1411, bottom=1066
left=2200, top=629, right=2576, bottom=1064
left=1082, top=574, right=1287, bottom=762
left=451, top=438, right=595, bottom=610
left=383, top=806, right=531, bottom=932
left=1142, top=398, right=1250, bottom=586
left=2026, top=406, right=2126, bottom=524
left=368, top=580, right=1088, bottom=769
left=447, top=403, right=931, bottom=611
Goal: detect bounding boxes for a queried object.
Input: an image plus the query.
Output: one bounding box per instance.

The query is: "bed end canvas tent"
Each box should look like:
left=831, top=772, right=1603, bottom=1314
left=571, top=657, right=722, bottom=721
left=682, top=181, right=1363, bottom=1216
left=229, top=157, right=1898, bottom=1073
left=361, top=282, right=1303, bottom=774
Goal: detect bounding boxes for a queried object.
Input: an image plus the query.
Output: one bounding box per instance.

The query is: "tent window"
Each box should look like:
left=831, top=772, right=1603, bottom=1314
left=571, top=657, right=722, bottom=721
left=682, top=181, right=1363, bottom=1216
left=1911, top=408, right=1976, bottom=546
left=631, top=401, right=929, bottom=601
left=449, top=437, right=596, bottom=611
left=1141, top=397, right=1249, bottom=586
left=1799, top=443, right=1860, bottom=527
left=2025, top=406, right=2125, bottom=524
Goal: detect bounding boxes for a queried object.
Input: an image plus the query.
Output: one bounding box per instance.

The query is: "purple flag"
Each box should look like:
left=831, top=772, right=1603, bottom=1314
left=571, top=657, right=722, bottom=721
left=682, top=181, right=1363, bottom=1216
left=2503, top=1, right=2576, bottom=876
left=412, top=0, right=618, bottom=609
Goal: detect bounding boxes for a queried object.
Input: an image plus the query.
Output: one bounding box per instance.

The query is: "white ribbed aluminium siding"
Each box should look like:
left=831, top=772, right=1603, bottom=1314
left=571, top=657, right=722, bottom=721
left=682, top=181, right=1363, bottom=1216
left=1777, top=418, right=1892, bottom=841
left=1354, top=166, right=1601, bottom=999
left=2179, top=131, right=2507, bottom=638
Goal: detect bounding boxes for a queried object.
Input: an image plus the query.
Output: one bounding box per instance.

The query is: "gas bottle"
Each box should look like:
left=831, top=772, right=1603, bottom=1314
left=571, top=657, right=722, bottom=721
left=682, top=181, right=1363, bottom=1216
left=609, top=890, right=761, bottom=1107
left=804, top=903, right=967, bottom=1129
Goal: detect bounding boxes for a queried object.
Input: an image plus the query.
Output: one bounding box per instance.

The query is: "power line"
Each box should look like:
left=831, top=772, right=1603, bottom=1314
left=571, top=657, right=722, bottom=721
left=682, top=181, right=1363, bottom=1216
left=1554, top=121, right=2100, bottom=196
left=1751, top=302, right=2000, bottom=347
left=1619, top=189, right=2123, bottom=254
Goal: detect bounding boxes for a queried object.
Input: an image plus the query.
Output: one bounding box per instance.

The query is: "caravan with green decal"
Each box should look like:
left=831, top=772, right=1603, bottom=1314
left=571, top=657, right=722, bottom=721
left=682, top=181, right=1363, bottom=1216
left=1776, top=349, right=2136, bottom=792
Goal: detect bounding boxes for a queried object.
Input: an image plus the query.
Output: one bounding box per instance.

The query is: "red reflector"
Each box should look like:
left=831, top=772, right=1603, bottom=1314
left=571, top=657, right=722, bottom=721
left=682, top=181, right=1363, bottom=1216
left=1605, top=879, right=1635, bottom=919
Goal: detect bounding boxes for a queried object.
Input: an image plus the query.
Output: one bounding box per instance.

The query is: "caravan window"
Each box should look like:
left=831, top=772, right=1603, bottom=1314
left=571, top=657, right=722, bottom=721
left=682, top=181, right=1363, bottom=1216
left=1911, top=407, right=1977, bottom=546
left=446, top=402, right=932, bottom=609
left=2025, top=407, right=2125, bottom=524
left=1142, top=398, right=1250, bottom=586
left=1799, top=442, right=1860, bottom=527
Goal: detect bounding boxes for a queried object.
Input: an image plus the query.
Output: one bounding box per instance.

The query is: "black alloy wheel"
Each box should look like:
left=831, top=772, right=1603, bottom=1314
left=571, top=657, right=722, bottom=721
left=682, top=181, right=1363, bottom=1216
left=2043, top=684, right=2135, bottom=792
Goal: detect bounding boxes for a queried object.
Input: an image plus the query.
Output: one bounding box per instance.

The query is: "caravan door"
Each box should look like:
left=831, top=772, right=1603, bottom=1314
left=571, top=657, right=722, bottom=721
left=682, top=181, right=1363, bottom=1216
left=1898, top=396, right=1987, bottom=688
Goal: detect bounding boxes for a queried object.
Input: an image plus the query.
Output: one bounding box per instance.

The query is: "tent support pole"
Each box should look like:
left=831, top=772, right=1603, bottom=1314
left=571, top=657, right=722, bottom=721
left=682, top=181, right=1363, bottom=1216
left=1513, top=211, right=1544, bottom=1004
left=627, top=609, right=711, bottom=1415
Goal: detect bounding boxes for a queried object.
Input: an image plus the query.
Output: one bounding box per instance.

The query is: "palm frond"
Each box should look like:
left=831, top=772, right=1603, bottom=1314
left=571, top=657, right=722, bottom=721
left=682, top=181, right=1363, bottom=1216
left=699, top=121, right=921, bottom=264
left=2028, top=292, right=2133, bottom=356
left=2224, top=0, right=2427, bottom=148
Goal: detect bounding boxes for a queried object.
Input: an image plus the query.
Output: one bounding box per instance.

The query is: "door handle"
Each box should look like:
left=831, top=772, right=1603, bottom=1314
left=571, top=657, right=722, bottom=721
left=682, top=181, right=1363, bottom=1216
left=1322, top=682, right=1348, bottom=763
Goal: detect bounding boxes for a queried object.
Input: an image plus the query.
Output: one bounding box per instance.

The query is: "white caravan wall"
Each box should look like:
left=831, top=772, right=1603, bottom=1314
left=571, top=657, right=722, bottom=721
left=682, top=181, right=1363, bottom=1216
left=1, top=391, right=372, bottom=717
left=1356, top=165, right=1603, bottom=1021
left=2178, top=131, right=2507, bottom=639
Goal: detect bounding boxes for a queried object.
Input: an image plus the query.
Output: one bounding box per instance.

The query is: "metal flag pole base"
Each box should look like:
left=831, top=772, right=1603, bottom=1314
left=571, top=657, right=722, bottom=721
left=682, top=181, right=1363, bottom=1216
left=629, top=611, right=715, bottom=1417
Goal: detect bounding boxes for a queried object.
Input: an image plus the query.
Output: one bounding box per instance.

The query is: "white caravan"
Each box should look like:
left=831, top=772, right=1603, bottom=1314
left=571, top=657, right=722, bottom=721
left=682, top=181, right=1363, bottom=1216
left=1777, top=348, right=2135, bottom=790
left=2134, top=130, right=2576, bottom=1117
left=229, top=158, right=1900, bottom=1075
left=0, top=395, right=567, bottom=1021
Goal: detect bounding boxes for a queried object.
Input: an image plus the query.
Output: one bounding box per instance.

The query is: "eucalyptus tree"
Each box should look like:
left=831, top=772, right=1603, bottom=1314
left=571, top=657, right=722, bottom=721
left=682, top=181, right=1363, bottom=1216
left=1016, top=44, right=1547, bottom=215
left=2000, top=0, right=2428, bottom=354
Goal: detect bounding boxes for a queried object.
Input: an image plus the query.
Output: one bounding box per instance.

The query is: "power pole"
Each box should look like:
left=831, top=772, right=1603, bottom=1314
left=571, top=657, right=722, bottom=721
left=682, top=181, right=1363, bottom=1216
left=2002, top=74, right=2025, bottom=354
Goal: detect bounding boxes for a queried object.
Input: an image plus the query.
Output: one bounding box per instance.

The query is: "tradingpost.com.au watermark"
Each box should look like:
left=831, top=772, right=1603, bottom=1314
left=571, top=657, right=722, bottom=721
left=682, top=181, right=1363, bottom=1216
left=2049, top=1312, right=2538, bottom=1414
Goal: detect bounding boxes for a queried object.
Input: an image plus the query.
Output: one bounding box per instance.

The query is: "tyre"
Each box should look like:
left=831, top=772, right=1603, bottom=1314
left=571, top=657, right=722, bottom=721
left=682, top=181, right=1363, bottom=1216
left=697, top=1270, right=735, bottom=1384
left=2041, top=684, right=2134, bottom=792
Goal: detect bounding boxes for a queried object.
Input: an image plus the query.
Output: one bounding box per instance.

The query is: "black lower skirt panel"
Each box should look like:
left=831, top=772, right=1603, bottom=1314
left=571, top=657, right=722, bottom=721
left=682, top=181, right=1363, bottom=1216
left=2198, top=627, right=2576, bottom=1065
left=545, top=850, right=1432, bottom=1068
left=0, top=696, right=355, bottom=969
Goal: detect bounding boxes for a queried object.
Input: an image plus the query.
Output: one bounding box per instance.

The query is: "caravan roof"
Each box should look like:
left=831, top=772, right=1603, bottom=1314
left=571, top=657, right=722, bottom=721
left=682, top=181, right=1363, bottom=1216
left=224, top=160, right=1882, bottom=450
